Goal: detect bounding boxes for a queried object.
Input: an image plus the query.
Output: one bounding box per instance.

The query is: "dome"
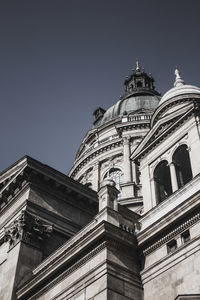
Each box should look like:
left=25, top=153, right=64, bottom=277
left=93, top=62, right=161, bottom=127
left=159, top=68, right=200, bottom=105
left=96, top=93, right=161, bottom=127
left=160, top=84, right=200, bottom=105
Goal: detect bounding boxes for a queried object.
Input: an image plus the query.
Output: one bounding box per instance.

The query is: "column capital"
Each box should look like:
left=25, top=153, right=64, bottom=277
left=123, top=136, right=131, bottom=145
left=93, top=160, right=100, bottom=169
left=4, top=211, right=53, bottom=249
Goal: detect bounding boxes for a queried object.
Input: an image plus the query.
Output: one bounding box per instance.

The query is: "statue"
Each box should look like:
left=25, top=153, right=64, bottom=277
left=175, top=67, right=181, bottom=80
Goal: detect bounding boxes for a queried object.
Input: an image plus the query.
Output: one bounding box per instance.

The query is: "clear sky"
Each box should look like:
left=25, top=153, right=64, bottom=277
left=1, top=0, right=200, bottom=174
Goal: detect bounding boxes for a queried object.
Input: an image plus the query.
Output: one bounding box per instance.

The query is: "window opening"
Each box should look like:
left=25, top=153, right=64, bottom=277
left=136, top=81, right=142, bottom=88
left=104, top=168, right=122, bottom=196
left=154, top=160, right=172, bottom=203
left=181, top=230, right=190, bottom=244
left=167, top=239, right=177, bottom=254
left=173, top=145, right=192, bottom=188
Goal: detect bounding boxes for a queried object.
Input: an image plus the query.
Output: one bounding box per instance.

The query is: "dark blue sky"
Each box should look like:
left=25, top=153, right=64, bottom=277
left=1, top=0, right=200, bottom=174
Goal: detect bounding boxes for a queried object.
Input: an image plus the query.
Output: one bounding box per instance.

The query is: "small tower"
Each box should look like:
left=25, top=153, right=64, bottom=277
left=124, top=60, right=160, bottom=96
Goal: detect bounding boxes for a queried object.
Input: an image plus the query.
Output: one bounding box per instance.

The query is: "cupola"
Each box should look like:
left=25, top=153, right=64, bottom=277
left=92, top=61, right=161, bottom=128
left=124, top=60, right=160, bottom=97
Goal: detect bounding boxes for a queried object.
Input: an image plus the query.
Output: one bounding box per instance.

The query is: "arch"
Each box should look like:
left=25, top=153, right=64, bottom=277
left=154, top=160, right=172, bottom=203
left=172, top=144, right=192, bottom=188
left=104, top=168, right=122, bottom=192
left=136, top=81, right=142, bottom=88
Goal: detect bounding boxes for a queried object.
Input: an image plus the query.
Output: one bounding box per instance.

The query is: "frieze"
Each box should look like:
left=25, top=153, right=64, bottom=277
left=143, top=210, right=200, bottom=256
left=4, top=210, right=53, bottom=249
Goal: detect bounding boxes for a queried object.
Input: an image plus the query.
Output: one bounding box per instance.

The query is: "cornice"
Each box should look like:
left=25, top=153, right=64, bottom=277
left=1, top=155, right=98, bottom=202
left=71, top=139, right=123, bottom=177
left=143, top=209, right=200, bottom=256
left=25, top=200, right=82, bottom=235
left=0, top=180, right=30, bottom=215
left=151, top=95, right=200, bottom=126
left=133, top=105, right=194, bottom=163
left=0, top=165, right=98, bottom=215
left=116, top=121, right=150, bottom=133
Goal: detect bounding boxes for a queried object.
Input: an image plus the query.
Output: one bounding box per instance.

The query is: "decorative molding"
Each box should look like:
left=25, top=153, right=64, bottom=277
left=123, top=136, right=131, bottom=145
left=4, top=211, right=53, bottom=249
left=135, top=107, right=194, bottom=163
left=143, top=210, right=200, bottom=256
left=71, top=140, right=123, bottom=177
left=152, top=96, right=199, bottom=126
left=117, top=122, right=150, bottom=133
left=120, top=223, right=136, bottom=235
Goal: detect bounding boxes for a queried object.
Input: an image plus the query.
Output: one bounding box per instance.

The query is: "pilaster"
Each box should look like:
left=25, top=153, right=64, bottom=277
left=92, top=160, right=100, bottom=191
left=1, top=211, right=53, bottom=300
left=123, top=136, right=132, bottom=183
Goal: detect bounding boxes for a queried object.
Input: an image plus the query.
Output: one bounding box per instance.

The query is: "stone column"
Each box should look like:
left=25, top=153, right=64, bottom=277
left=169, top=162, right=178, bottom=192
left=92, top=160, right=100, bottom=191
left=188, top=145, right=198, bottom=177
left=150, top=177, right=157, bottom=207
left=132, top=161, right=137, bottom=183
left=123, top=137, right=132, bottom=183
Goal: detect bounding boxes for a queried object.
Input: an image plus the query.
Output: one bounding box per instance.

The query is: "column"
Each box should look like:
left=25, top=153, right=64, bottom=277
left=92, top=160, right=100, bottom=192
left=150, top=177, right=157, bottom=207
left=132, top=161, right=137, bottom=183
left=169, top=162, right=178, bottom=192
left=123, top=136, right=132, bottom=183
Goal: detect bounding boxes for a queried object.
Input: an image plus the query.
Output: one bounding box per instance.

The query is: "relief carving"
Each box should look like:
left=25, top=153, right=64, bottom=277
left=4, top=211, right=53, bottom=248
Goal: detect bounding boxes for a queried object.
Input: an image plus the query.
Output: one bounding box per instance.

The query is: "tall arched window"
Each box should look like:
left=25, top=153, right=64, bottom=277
left=154, top=160, right=172, bottom=203
left=173, top=145, right=192, bottom=188
left=104, top=168, right=122, bottom=192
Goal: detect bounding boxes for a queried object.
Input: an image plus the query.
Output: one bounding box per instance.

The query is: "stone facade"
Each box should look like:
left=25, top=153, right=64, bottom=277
left=69, top=62, right=161, bottom=213
left=1, top=65, right=200, bottom=300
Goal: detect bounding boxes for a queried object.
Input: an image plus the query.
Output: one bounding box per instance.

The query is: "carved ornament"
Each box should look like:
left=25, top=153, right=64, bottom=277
left=4, top=211, right=53, bottom=248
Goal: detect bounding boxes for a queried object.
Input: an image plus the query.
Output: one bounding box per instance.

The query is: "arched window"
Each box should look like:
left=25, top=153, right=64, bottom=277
left=173, top=145, right=192, bottom=188
left=104, top=168, right=122, bottom=192
left=154, top=160, right=172, bottom=203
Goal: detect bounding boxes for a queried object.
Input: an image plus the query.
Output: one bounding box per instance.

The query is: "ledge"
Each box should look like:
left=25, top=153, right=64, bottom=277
left=138, top=174, right=200, bottom=245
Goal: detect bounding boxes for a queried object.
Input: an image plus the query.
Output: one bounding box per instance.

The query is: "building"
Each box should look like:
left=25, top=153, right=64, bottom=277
left=0, top=63, right=200, bottom=300
left=69, top=60, right=161, bottom=213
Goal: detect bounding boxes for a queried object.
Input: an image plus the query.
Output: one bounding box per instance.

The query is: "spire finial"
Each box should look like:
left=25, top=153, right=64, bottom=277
left=136, top=59, right=140, bottom=71
left=174, top=66, right=185, bottom=87
left=175, top=66, right=181, bottom=80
